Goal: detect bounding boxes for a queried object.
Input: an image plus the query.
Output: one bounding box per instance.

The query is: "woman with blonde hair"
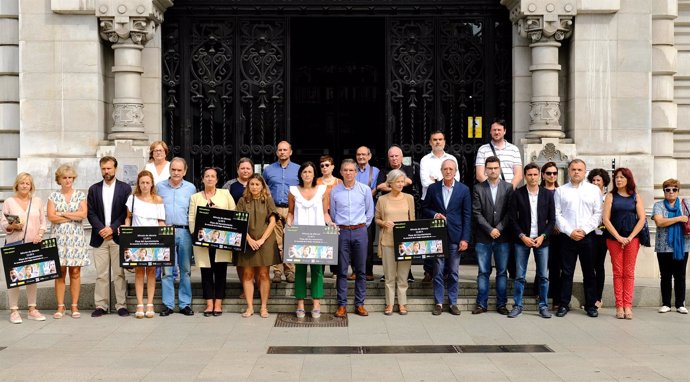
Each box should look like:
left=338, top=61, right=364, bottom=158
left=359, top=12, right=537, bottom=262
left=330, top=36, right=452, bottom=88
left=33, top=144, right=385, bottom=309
left=1, top=173, right=47, bottom=323
left=236, top=174, right=280, bottom=318
left=47, top=164, right=90, bottom=319
left=375, top=169, right=415, bottom=315
left=125, top=170, right=166, bottom=318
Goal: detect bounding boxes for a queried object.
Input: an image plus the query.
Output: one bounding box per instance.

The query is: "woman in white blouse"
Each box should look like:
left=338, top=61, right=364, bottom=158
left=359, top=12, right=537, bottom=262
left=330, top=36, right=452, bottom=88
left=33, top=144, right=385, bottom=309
left=144, top=141, right=171, bottom=185
left=125, top=170, right=166, bottom=318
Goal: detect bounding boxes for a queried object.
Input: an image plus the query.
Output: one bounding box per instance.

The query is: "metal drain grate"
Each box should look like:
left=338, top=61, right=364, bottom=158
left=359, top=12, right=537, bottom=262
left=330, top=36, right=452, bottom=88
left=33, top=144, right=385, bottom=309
left=267, top=344, right=553, bottom=354
left=274, top=313, right=348, bottom=328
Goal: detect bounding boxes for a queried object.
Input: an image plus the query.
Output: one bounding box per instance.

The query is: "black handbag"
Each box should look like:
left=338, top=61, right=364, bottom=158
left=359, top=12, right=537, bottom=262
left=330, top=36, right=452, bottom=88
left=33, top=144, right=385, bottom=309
left=635, top=194, right=651, bottom=247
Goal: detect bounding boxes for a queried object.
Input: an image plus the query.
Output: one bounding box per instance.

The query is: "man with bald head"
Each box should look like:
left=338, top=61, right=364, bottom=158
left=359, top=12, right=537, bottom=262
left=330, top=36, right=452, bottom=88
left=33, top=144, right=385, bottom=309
left=355, top=146, right=380, bottom=280
left=262, top=140, right=299, bottom=283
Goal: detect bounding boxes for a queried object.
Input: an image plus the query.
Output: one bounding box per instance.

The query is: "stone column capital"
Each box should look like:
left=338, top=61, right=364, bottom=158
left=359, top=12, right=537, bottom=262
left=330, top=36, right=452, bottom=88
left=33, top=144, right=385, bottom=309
left=96, top=0, right=173, bottom=45
left=501, top=0, right=576, bottom=43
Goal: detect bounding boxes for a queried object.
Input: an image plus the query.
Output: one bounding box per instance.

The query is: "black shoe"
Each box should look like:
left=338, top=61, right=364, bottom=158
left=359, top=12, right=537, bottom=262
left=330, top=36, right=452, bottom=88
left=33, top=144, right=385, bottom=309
left=179, top=306, right=195, bottom=316
left=213, top=310, right=223, bottom=317
left=472, top=305, right=487, bottom=315
left=91, top=307, right=107, bottom=318
left=496, top=306, right=509, bottom=315
left=203, top=310, right=213, bottom=317
left=379, top=275, right=385, bottom=282
left=586, top=308, right=599, bottom=318
left=432, top=304, right=443, bottom=316
left=159, top=307, right=174, bottom=317
left=556, top=306, right=569, bottom=317
left=449, top=305, right=461, bottom=316
left=117, top=307, right=129, bottom=317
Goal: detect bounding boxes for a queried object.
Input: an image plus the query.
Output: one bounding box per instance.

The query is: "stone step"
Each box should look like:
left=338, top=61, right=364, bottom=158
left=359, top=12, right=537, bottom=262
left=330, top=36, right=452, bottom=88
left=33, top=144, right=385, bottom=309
left=125, top=280, right=545, bottom=313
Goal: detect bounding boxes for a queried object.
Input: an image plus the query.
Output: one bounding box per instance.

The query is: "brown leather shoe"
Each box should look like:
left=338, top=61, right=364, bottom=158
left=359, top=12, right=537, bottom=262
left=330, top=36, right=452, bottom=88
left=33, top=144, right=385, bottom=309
left=366, top=275, right=375, bottom=281
left=347, top=273, right=356, bottom=280
left=355, top=306, right=369, bottom=316
left=422, top=272, right=433, bottom=283
left=335, top=306, right=347, bottom=318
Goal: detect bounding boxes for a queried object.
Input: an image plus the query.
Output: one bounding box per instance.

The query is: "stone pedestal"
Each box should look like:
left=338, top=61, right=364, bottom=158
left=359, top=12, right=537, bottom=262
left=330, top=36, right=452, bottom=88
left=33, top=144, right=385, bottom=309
left=96, top=140, right=149, bottom=187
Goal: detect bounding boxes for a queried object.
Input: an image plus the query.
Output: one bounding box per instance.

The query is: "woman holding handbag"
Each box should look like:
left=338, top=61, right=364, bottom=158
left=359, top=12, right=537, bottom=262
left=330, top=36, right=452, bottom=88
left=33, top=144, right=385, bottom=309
left=1, top=173, right=47, bottom=324
left=652, top=178, right=690, bottom=314
left=602, top=168, right=646, bottom=319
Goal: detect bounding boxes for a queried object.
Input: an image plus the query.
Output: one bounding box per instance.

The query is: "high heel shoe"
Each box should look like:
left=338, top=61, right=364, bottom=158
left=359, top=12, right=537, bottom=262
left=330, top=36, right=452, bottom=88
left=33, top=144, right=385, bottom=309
left=615, top=307, right=625, bottom=319
left=145, top=304, right=154, bottom=318
left=53, top=304, right=65, bottom=319
left=241, top=308, right=254, bottom=318
left=624, top=307, right=633, bottom=320
left=71, top=304, right=81, bottom=319
left=135, top=304, right=145, bottom=319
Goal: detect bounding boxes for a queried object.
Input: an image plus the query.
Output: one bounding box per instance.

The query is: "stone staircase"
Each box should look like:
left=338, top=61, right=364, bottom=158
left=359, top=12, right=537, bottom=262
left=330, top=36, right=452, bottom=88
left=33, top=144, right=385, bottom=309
left=125, top=278, right=544, bottom=314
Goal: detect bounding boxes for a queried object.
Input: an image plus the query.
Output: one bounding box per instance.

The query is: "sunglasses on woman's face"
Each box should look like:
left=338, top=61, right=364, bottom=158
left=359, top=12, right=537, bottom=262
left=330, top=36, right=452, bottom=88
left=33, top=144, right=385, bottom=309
left=544, top=171, right=557, bottom=176
left=664, top=188, right=679, bottom=193
left=320, top=163, right=331, bottom=168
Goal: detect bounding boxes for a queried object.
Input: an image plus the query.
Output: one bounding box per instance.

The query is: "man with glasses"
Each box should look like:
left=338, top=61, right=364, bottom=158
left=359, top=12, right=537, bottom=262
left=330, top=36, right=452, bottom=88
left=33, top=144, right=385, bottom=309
left=262, top=141, right=299, bottom=283
left=554, top=159, right=602, bottom=318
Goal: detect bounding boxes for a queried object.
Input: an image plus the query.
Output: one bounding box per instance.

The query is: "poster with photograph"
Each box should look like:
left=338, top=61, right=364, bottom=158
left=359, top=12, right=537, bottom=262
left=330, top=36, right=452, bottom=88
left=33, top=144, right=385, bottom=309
left=119, top=226, right=175, bottom=267
left=283, top=225, right=339, bottom=265
left=393, top=219, right=448, bottom=261
left=193, top=207, right=249, bottom=251
left=2, top=238, right=61, bottom=289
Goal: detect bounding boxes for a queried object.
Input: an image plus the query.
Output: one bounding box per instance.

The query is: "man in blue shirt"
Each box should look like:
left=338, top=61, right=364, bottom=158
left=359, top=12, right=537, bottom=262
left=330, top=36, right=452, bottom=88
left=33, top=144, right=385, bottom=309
left=262, top=140, right=299, bottom=283
left=157, top=157, right=197, bottom=316
left=327, top=159, right=375, bottom=317
left=355, top=146, right=380, bottom=281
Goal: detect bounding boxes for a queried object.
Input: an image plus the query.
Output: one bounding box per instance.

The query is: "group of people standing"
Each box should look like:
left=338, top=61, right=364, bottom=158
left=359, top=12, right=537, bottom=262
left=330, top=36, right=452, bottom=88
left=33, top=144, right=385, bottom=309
left=2, top=120, right=689, bottom=323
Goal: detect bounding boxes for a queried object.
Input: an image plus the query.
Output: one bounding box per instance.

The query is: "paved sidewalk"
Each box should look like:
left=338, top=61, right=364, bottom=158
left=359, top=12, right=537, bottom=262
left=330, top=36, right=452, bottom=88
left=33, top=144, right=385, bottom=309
left=0, top=305, right=688, bottom=381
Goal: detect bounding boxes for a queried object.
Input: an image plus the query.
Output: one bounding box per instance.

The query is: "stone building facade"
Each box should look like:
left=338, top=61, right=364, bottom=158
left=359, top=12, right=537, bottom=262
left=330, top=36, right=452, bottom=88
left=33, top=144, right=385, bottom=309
left=0, top=0, right=687, bottom=277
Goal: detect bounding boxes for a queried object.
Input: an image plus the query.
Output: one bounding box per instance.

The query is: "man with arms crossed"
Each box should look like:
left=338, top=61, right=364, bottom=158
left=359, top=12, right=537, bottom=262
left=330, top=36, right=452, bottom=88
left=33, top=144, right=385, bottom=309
left=328, top=159, right=375, bottom=317
left=508, top=163, right=555, bottom=318
left=157, top=157, right=196, bottom=316
left=88, top=156, right=131, bottom=317
left=554, top=159, right=602, bottom=318
left=262, top=141, right=299, bottom=283
left=423, top=159, right=471, bottom=315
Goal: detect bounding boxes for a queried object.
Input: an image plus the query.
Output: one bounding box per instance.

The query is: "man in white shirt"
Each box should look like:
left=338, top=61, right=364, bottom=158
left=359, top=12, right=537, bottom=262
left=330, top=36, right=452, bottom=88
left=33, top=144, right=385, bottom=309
left=419, top=131, right=459, bottom=282
left=87, top=156, right=132, bottom=317
left=553, top=159, right=603, bottom=318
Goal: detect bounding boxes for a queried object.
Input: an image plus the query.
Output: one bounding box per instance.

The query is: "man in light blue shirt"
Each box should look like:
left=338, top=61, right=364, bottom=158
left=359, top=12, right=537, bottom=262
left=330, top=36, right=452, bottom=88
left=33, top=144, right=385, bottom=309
left=328, top=159, right=374, bottom=317
left=262, top=140, right=299, bottom=283
left=157, top=157, right=197, bottom=316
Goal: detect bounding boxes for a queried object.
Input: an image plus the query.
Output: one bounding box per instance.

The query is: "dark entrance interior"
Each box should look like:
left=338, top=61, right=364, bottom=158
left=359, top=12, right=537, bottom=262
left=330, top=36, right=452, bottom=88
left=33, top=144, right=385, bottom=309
left=291, top=18, right=386, bottom=167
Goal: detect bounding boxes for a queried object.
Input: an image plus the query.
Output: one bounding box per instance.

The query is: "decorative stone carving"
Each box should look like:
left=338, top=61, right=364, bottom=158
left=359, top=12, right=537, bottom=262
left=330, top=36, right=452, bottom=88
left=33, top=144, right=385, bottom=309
left=113, top=104, right=144, bottom=128
left=519, top=15, right=573, bottom=43
left=530, top=142, right=568, bottom=163
left=99, top=17, right=155, bottom=45
left=529, top=101, right=561, bottom=125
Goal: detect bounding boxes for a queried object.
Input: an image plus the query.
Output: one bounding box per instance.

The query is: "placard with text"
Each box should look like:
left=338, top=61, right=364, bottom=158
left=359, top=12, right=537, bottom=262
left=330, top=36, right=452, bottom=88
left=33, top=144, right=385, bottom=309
left=393, top=219, right=448, bottom=261
left=119, top=226, right=175, bottom=267
left=2, top=238, right=61, bottom=289
left=284, top=225, right=339, bottom=265
left=193, top=207, right=248, bottom=251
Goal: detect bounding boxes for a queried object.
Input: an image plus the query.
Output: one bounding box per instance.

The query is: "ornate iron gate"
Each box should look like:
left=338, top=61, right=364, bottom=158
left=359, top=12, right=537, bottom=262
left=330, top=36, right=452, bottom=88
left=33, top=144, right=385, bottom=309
left=162, top=2, right=511, bottom=186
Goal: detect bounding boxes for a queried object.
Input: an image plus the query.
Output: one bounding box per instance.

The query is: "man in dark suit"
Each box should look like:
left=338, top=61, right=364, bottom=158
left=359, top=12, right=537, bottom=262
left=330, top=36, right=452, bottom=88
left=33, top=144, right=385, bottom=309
left=87, top=156, right=132, bottom=317
left=472, top=156, right=513, bottom=315
left=423, top=159, right=471, bottom=316
left=508, top=163, right=555, bottom=318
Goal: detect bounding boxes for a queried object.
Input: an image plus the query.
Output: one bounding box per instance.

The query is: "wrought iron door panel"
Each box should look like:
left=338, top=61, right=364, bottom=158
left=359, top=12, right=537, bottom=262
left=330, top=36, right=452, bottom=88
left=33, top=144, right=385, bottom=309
left=238, top=19, right=287, bottom=166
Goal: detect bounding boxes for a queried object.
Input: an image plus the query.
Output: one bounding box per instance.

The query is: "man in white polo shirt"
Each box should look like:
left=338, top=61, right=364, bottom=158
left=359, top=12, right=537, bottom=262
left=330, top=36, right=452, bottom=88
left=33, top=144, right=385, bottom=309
left=474, top=118, right=523, bottom=189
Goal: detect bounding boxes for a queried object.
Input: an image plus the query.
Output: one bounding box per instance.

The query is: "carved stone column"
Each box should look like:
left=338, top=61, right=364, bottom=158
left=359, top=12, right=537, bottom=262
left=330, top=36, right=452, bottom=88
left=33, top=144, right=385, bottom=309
left=503, top=0, right=576, bottom=140
left=97, top=0, right=172, bottom=142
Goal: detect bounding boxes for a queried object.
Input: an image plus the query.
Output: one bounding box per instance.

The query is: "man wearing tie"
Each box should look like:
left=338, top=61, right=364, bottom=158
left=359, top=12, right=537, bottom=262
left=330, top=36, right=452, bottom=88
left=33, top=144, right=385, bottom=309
left=423, top=159, right=472, bottom=316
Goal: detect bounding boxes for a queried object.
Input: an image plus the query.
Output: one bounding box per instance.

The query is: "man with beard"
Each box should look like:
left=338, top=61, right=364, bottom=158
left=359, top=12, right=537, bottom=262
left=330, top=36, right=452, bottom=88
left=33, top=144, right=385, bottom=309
left=87, top=156, right=132, bottom=317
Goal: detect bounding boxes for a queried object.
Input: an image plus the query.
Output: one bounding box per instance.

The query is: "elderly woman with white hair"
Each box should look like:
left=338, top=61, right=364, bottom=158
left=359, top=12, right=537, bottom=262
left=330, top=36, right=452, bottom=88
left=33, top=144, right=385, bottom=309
left=375, top=169, right=416, bottom=315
